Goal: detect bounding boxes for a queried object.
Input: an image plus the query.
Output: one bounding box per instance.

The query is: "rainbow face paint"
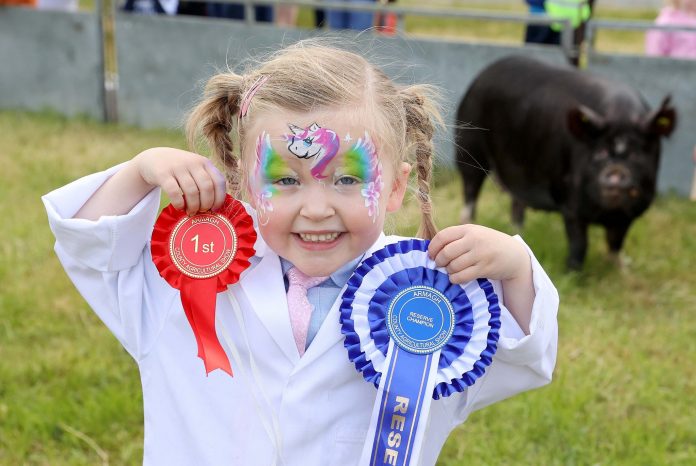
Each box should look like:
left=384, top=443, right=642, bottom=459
left=342, top=132, right=384, bottom=223
left=285, top=123, right=340, bottom=180
left=254, top=131, right=289, bottom=216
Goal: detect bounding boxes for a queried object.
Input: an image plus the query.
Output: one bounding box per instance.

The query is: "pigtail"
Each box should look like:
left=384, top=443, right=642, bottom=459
left=186, top=73, right=245, bottom=196
left=400, top=85, right=442, bottom=240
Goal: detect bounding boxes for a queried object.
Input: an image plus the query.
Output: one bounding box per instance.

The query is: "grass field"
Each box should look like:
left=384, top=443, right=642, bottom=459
left=1, top=110, right=695, bottom=465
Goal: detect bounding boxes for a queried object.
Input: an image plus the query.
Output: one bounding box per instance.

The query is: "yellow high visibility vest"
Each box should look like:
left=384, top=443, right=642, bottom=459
left=545, top=0, right=591, bottom=31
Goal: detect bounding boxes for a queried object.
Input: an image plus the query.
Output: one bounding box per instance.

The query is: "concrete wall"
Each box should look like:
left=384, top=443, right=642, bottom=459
left=0, top=8, right=103, bottom=120
left=114, top=13, right=566, bottom=171
left=1, top=9, right=692, bottom=195
left=115, top=14, right=568, bottom=129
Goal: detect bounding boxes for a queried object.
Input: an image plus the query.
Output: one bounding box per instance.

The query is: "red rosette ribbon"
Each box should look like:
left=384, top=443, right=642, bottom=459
left=150, top=194, right=256, bottom=376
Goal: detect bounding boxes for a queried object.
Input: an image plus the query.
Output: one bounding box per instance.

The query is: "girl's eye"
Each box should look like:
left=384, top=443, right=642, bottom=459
left=336, top=176, right=361, bottom=186
left=274, top=177, right=300, bottom=186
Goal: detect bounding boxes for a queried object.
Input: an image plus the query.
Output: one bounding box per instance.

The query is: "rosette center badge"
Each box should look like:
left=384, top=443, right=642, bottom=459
left=387, top=286, right=454, bottom=355
left=169, top=213, right=238, bottom=279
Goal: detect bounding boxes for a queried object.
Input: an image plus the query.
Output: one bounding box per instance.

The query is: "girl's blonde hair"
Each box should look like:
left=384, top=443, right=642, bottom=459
left=186, top=40, right=443, bottom=240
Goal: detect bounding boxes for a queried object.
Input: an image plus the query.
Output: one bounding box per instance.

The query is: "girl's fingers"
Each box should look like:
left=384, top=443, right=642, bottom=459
left=176, top=171, right=201, bottom=215
left=445, top=250, right=477, bottom=276
left=190, top=166, right=216, bottom=212
left=448, top=263, right=480, bottom=284
left=141, top=150, right=225, bottom=214
left=433, top=237, right=470, bottom=268
left=161, top=178, right=185, bottom=211
left=429, top=226, right=473, bottom=266
left=428, top=227, right=459, bottom=259
left=204, top=162, right=227, bottom=211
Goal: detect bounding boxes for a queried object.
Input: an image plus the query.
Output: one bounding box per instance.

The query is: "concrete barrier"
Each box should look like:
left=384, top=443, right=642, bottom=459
left=0, top=8, right=103, bottom=120
left=114, top=13, right=566, bottom=170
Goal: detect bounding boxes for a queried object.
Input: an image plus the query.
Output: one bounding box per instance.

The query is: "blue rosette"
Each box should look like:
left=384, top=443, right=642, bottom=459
left=340, top=239, right=501, bottom=400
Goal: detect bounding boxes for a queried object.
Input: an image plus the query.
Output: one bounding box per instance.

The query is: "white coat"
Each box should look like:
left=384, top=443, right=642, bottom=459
left=43, top=164, right=559, bottom=466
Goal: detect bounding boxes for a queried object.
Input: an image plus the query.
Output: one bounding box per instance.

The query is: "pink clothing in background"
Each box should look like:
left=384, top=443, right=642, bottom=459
left=646, top=7, right=696, bottom=59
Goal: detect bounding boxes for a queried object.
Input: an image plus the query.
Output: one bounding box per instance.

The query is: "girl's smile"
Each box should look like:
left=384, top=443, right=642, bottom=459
left=295, top=231, right=343, bottom=243
left=293, top=231, right=345, bottom=250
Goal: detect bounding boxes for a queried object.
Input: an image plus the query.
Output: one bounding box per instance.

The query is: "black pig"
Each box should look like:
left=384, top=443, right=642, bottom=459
left=455, top=55, right=676, bottom=270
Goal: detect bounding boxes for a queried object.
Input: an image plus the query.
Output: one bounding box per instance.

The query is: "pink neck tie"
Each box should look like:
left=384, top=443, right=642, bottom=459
left=286, top=267, right=327, bottom=356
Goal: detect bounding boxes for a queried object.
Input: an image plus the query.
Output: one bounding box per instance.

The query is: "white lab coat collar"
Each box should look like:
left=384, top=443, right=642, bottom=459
left=237, top=231, right=388, bottom=367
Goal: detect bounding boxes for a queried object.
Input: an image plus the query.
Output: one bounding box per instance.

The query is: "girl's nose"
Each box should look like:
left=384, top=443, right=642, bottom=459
left=299, top=183, right=336, bottom=220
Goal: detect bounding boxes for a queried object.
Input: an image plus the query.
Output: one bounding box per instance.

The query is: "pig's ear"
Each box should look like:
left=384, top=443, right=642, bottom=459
left=567, top=105, right=605, bottom=140
left=644, top=96, right=676, bottom=137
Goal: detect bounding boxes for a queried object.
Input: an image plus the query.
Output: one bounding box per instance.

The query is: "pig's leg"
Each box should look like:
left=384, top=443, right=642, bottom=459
left=457, top=148, right=489, bottom=224
left=460, top=171, right=486, bottom=224
left=563, top=214, right=588, bottom=270
left=605, top=222, right=631, bottom=267
left=455, top=123, right=490, bottom=224
left=511, top=199, right=526, bottom=230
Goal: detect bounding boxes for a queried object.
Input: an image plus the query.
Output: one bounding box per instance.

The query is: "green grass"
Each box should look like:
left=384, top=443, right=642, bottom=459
left=1, top=110, right=695, bottom=465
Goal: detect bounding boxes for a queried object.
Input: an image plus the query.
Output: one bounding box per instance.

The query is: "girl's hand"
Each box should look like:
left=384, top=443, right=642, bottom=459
left=429, top=224, right=534, bottom=334
left=135, top=148, right=227, bottom=216
left=428, top=224, right=529, bottom=284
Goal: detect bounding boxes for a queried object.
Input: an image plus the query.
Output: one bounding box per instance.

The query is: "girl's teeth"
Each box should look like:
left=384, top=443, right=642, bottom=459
left=300, top=232, right=339, bottom=242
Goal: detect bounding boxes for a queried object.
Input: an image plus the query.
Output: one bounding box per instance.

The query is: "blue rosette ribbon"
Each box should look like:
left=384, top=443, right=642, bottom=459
left=340, top=239, right=501, bottom=466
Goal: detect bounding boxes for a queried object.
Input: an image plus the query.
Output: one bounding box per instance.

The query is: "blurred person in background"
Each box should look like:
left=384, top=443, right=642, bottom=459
left=123, top=0, right=177, bottom=15
left=314, top=5, right=325, bottom=27
left=524, top=0, right=594, bottom=66
left=0, top=0, right=36, bottom=7
left=326, top=0, right=377, bottom=30
left=646, top=0, right=696, bottom=59
left=524, top=0, right=557, bottom=44
left=175, top=0, right=273, bottom=21
left=375, top=0, right=397, bottom=35
left=204, top=3, right=273, bottom=20
left=36, top=0, right=77, bottom=10
left=276, top=2, right=298, bottom=26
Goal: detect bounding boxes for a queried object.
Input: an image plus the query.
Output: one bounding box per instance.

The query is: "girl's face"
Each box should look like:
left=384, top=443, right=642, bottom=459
left=244, top=108, right=410, bottom=277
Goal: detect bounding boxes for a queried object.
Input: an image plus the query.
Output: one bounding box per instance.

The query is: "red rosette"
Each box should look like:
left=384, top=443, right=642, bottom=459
left=150, top=194, right=256, bottom=376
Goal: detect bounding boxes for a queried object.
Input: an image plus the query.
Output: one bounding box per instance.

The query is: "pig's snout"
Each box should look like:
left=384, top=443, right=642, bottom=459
left=600, top=164, right=632, bottom=189
left=598, top=164, right=636, bottom=206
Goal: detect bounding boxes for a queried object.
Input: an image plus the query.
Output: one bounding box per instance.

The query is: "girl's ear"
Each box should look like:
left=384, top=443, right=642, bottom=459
left=386, top=162, right=412, bottom=212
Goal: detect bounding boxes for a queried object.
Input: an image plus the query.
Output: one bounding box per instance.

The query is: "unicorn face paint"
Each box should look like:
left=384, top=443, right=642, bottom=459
left=244, top=109, right=408, bottom=278
left=341, top=132, right=384, bottom=223
left=285, top=122, right=340, bottom=180
left=253, top=131, right=290, bottom=217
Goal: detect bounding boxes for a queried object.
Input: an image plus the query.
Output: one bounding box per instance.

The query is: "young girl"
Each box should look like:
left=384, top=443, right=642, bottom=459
left=646, top=0, right=696, bottom=60
left=43, top=42, right=558, bottom=465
